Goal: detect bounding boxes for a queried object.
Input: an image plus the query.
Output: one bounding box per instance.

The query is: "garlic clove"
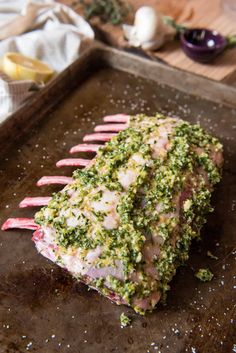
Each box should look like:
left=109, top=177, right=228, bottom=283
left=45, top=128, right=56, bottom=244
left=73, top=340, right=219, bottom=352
left=134, top=7, right=159, bottom=43
left=122, top=24, right=140, bottom=47
left=123, top=6, right=177, bottom=51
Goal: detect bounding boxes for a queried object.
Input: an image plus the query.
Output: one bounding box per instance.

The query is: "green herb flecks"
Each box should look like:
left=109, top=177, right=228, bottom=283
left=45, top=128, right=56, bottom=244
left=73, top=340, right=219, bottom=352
left=195, top=268, right=214, bottom=282
left=80, top=0, right=131, bottom=25
left=120, top=312, right=131, bottom=327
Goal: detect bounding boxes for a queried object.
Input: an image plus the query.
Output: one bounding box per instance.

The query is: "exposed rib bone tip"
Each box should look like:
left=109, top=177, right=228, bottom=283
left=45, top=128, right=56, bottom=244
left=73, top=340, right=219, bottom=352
left=83, top=133, right=116, bottom=142
left=19, top=197, right=51, bottom=208
left=37, top=176, right=73, bottom=186
left=69, top=144, right=101, bottom=154
left=56, top=158, right=91, bottom=167
left=103, top=114, right=129, bottom=123
left=94, top=124, right=127, bottom=132
left=1, top=218, right=38, bottom=230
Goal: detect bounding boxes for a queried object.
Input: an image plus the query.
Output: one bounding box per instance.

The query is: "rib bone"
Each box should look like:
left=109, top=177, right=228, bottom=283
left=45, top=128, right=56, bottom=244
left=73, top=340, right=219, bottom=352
left=56, top=159, right=90, bottom=167
left=37, top=176, right=73, bottom=186
left=19, top=197, right=51, bottom=208
left=83, top=133, right=116, bottom=142
left=70, top=144, right=101, bottom=154
left=1, top=218, right=39, bottom=230
left=94, top=124, right=127, bottom=132
left=103, top=114, right=129, bottom=123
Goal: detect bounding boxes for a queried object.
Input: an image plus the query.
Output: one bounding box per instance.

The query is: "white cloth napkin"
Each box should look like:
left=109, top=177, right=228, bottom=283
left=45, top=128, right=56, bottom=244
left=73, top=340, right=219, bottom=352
left=0, top=72, right=37, bottom=120
left=0, top=0, right=94, bottom=70
left=0, top=0, right=94, bottom=121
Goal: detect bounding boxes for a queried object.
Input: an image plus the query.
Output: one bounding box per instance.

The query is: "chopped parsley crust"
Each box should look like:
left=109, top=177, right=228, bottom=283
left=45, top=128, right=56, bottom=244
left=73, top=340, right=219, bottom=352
left=195, top=268, right=214, bottom=282
left=120, top=312, right=131, bottom=327
left=35, top=114, right=223, bottom=313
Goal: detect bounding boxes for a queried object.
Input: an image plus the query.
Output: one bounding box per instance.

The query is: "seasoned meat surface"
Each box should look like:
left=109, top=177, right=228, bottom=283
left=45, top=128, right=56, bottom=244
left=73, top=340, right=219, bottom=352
left=34, top=114, right=223, bottom=314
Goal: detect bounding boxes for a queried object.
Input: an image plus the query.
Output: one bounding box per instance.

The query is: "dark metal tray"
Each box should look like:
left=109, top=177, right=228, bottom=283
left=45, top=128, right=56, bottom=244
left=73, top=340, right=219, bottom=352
left=0, top=44, right=235, bottom=353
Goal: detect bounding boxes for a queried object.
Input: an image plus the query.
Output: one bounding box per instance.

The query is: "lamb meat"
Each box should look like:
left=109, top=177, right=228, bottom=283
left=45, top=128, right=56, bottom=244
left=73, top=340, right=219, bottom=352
left=2, top=113, right=223, bottom=314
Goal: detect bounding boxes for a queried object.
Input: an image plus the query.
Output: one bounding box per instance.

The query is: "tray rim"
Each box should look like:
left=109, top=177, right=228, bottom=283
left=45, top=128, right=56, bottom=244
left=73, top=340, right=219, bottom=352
left=96, top=44, right=236, bottom=108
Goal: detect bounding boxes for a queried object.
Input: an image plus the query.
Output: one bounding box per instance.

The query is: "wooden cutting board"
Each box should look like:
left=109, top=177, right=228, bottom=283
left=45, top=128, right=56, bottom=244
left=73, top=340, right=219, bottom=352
left=59, top=0, right=236, bottom=85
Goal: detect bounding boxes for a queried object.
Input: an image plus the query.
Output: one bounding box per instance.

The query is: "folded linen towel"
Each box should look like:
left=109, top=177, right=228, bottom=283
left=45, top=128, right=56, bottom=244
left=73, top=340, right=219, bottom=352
left=0, top=73, right=37, bottom=124
left=0, top=0, right=94, bottom=121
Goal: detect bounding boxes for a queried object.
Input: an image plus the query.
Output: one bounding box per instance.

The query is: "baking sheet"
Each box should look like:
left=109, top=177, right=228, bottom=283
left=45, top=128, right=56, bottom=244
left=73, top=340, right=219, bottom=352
left=0, top=45, right=235, bottom=353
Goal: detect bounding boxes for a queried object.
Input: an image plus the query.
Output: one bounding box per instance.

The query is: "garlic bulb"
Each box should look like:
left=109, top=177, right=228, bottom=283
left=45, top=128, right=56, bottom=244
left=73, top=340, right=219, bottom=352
left=135, top=7, right=158, bottom=43
left=123, top=6, right=176, bottom=51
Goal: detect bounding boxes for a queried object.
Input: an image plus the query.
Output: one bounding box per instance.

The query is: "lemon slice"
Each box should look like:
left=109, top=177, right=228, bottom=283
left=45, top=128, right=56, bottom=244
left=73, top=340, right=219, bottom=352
left=3, top=52, right=54, bottom=83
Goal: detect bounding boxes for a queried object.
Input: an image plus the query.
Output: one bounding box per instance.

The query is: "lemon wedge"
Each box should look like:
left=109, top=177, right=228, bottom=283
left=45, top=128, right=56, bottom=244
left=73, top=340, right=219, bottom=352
left=2, top=52, right=54, bottom=83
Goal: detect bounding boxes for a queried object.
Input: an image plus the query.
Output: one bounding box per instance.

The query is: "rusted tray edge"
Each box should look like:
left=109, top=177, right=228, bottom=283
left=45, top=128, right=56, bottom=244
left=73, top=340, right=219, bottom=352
left=1, top=42, right=236, bottom=153
left=97, top=45, right=236, bottom=109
